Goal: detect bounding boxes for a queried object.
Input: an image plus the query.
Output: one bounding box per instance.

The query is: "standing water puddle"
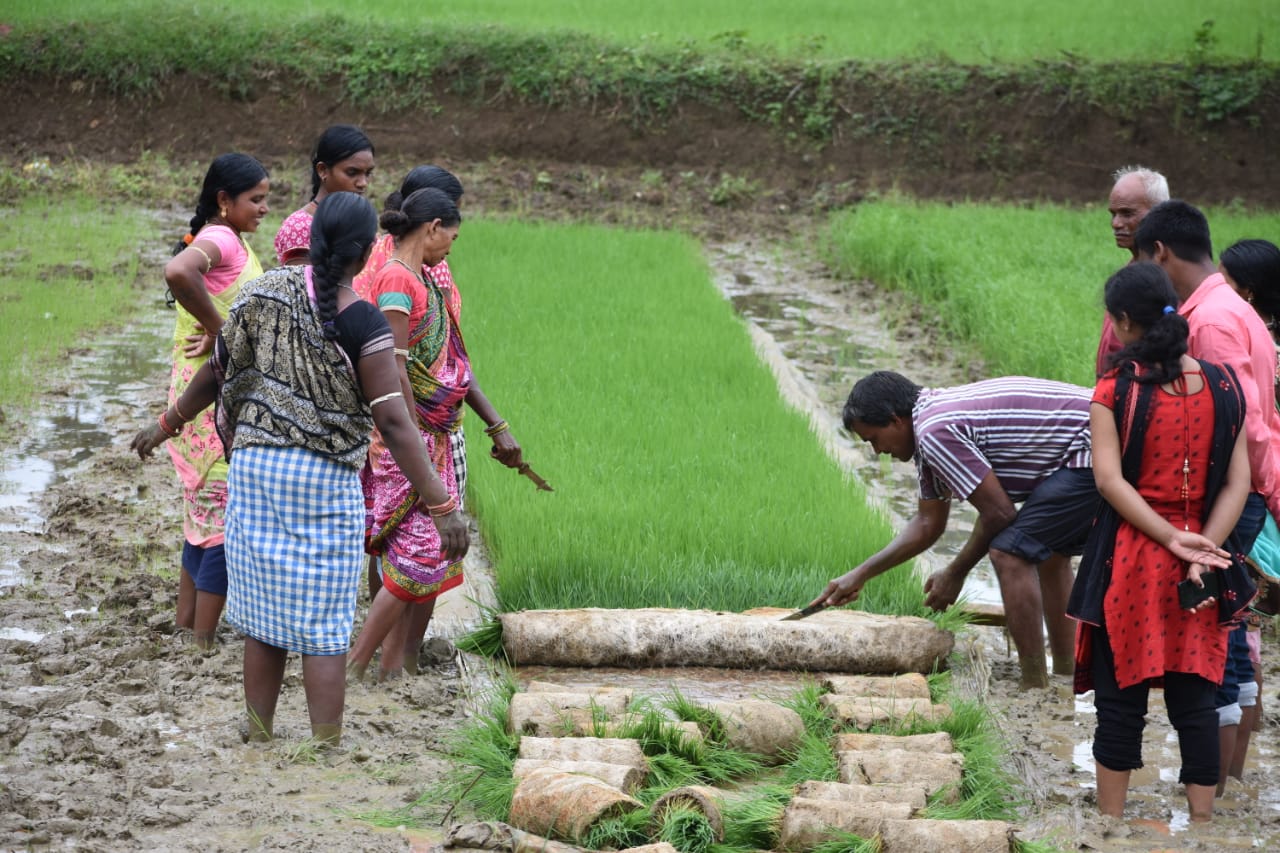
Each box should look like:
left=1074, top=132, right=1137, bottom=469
left=0, top=306, right=172, bottom=596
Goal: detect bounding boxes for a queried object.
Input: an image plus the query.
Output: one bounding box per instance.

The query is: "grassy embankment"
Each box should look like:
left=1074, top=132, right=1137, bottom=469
left=5, top=0, right=1277, bottom=62
left=1, top=7, right=1273, bottom=150
left=826, top=200, right=1280, bottom=387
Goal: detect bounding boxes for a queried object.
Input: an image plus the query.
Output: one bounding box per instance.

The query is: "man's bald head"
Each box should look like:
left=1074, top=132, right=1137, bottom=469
left=1109, top=166, right=1169, bottom=253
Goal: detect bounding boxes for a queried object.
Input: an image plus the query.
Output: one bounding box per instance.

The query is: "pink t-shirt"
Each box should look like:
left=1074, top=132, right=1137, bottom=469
left=1180, top=271, right=1280, bottom=518
left=273, top=206, right=314, bottom=267
left=195, top=224, right=249, bottom=295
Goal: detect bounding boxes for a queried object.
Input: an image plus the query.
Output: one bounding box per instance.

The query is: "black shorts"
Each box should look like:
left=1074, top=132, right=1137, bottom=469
left=989, top=466, right=1100, bottom=564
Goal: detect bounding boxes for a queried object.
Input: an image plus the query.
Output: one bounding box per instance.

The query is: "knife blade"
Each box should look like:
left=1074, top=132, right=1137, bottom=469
left=517, top=462, right=554, bottom=492
left=781, top=602, right=828, bottom=621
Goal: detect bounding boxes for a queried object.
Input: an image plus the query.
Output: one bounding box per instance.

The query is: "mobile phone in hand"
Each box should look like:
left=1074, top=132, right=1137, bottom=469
left=1177, top=571, right=1222, bottom=610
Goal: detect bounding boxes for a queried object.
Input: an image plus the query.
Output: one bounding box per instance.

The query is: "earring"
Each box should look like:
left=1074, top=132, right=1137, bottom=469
left=219, top=207, right=228, bottom=220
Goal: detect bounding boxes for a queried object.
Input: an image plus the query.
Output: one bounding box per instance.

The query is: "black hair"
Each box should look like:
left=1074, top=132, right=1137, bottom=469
left=1104, top=262, right=1190, bottom=384
left=177, top=153, right=268, bottom=252
left=383, top=165, right=464, bottom=212
left=1132, top=199, right=1214, bottom=263
left=309, top=192, right=378, bottom=340
left=378, top=187, right=462, bottom=239
left=310, top=124, right=374, bottom=199
left=1221, top=239, right=1280, bottom=321
left=842, top=371, right=922, bottom=429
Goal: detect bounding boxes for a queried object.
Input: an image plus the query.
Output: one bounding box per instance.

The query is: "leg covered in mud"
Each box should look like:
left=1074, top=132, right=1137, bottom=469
left=301, top=653, right=347, bottom=746
left=348, top=586, right=410, bottom=682
left=1164, top=671, right=1219, bottom=821
left=1038, top=553, right=1075, bottom=676
left=989, top=547, right=1050, bottom=688
left=401, top=599, right=437, bottom=676
left=243, top=637, right=287, bottom=741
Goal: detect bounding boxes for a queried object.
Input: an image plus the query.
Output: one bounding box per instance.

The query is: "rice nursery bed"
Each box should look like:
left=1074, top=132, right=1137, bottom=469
left=451, top=218, right=950, bottom=623
left=824, top=199, right=1280, bottom=387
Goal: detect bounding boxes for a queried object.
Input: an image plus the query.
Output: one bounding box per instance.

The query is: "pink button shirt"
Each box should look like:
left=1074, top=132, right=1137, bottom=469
left=1180, top=272, right=1280, bottom=519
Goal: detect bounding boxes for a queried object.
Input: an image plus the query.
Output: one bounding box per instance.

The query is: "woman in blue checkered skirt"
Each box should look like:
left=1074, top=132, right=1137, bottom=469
left=133, top=192, right=468, bottom=746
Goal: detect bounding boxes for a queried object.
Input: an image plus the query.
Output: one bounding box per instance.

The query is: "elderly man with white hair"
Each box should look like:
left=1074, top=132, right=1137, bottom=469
left=1095, top=166, right=1170, bottom=376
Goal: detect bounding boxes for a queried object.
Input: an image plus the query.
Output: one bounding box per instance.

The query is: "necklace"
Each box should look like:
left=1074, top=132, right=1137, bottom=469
left=1176, top=372, right=1194, bottom=530
left=388, top=257, right=427, bottom=285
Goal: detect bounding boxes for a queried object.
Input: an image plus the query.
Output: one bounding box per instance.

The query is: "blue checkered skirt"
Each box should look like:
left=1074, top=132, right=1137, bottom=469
left=224, top=445, right=364, bottom=655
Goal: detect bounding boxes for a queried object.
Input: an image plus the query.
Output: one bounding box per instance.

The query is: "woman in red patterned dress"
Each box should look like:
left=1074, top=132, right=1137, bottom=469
left=1070, top=262, right=1252, bottom=822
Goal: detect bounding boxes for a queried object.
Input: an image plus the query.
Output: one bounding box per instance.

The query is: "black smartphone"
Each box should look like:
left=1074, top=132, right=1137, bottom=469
left=1177, top=571, right=1222, bottom=610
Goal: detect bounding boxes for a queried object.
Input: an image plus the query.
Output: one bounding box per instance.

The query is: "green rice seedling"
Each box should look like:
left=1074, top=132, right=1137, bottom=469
left=8, top=0, right=1277, bottom=62
left=716, top=784, right=790, bottom=851
left=583, top=807, right=653, bottom=850
left=778, top=682, right=839, bottom=784
left=453, top=611, right=505, bottom=659
left=656, top=804, right=719, bottom=853
left=825, top=198, right=1280, bottom=387
left=455, top=219, right=942, bottom=622
left=431, top=676, right=520, bottom=821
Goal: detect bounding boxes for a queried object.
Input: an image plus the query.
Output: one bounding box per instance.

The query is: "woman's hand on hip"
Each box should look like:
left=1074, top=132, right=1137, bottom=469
left=183, top=324, right=216, bottom=359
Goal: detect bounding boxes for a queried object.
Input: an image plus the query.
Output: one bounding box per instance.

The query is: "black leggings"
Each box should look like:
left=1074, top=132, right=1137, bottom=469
left=1089, top=626, right=1219, bottom=786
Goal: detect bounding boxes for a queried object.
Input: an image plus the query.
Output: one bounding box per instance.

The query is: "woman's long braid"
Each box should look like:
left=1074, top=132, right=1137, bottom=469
left=307, top=192, right=379, bottom=341
left=313, top=251, right=345, bottom=341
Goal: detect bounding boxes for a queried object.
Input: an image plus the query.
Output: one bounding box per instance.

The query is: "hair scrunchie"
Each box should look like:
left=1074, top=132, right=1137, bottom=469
left=1163, top=305, right=1176, bottom=314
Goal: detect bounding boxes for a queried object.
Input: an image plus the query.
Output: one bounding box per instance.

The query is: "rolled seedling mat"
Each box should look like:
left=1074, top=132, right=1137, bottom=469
left=880, top=819, right=1013, bottom=853
left=498, top=608, right=954, bottom=672
left=820, top=695, right=952, bottom=729
left=518, top=736, right=648, bottom=769
left=821, top=672, right=932, bottom=699
left=511, top=758, right=647, bottom=793
left=440, top=821, right=588, bottom=853
left=650, top=785, right=727, bottom=840
left=793, top=780, right=928, bottom=812
left=508, top=767, right=642, bottom=841
left=508, top=707, right=597, bottom=738
left=703, top=699, right=804, bottom=764
left=617, top=845, right=679, bottom=853
left=839, top=748, right=965, bottom=802
left=778, top=797, right=914, bottom=851
left=832, top=731, right=955, bottom=754
left=524, top=681, right=635, bottom=705
left=507, top=691, right=630, bottom=735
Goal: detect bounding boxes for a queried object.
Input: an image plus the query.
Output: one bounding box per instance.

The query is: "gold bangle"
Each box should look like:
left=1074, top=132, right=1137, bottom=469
left=484, top=420, right=509, bottom=437
left=190, top=245, right=213, bottom=273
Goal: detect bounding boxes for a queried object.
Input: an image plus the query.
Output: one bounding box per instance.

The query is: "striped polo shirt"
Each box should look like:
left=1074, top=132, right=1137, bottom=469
left=913, top=377, right=1093, bottom=503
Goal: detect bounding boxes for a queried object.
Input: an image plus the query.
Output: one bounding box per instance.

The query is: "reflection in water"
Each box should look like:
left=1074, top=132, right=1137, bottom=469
left=0, top=307, right=171, bottom=592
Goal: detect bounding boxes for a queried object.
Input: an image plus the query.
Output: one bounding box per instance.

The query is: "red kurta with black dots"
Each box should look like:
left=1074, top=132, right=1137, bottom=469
left=1092, top=373, right=1230, bottom=690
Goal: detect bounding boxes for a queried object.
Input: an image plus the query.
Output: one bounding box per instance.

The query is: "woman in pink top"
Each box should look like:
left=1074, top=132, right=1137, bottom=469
left=273, top=125, right=375, bottom=267
left=163, top=153, right=269, bottom=648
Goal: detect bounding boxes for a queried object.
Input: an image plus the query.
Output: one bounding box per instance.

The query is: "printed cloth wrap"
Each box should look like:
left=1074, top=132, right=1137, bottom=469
left=166, top=229, right=261, bottom=547
left=363, top=263, right=473, bottom=603
left=224, top=445, right=364, bottom=655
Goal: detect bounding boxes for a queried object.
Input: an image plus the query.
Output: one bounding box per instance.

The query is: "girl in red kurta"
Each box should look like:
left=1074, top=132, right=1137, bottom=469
left=1070, top=262, right=1251, bottom=823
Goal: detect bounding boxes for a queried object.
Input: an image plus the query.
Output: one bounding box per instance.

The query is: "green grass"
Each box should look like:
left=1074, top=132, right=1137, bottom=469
left=0, top=195, right=159, bottom=408
left=451, top=218, right=956, bottom=620
left=825, top=198, right=1280, bottom=386
left=5, top=0, right=1277, bottom=62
